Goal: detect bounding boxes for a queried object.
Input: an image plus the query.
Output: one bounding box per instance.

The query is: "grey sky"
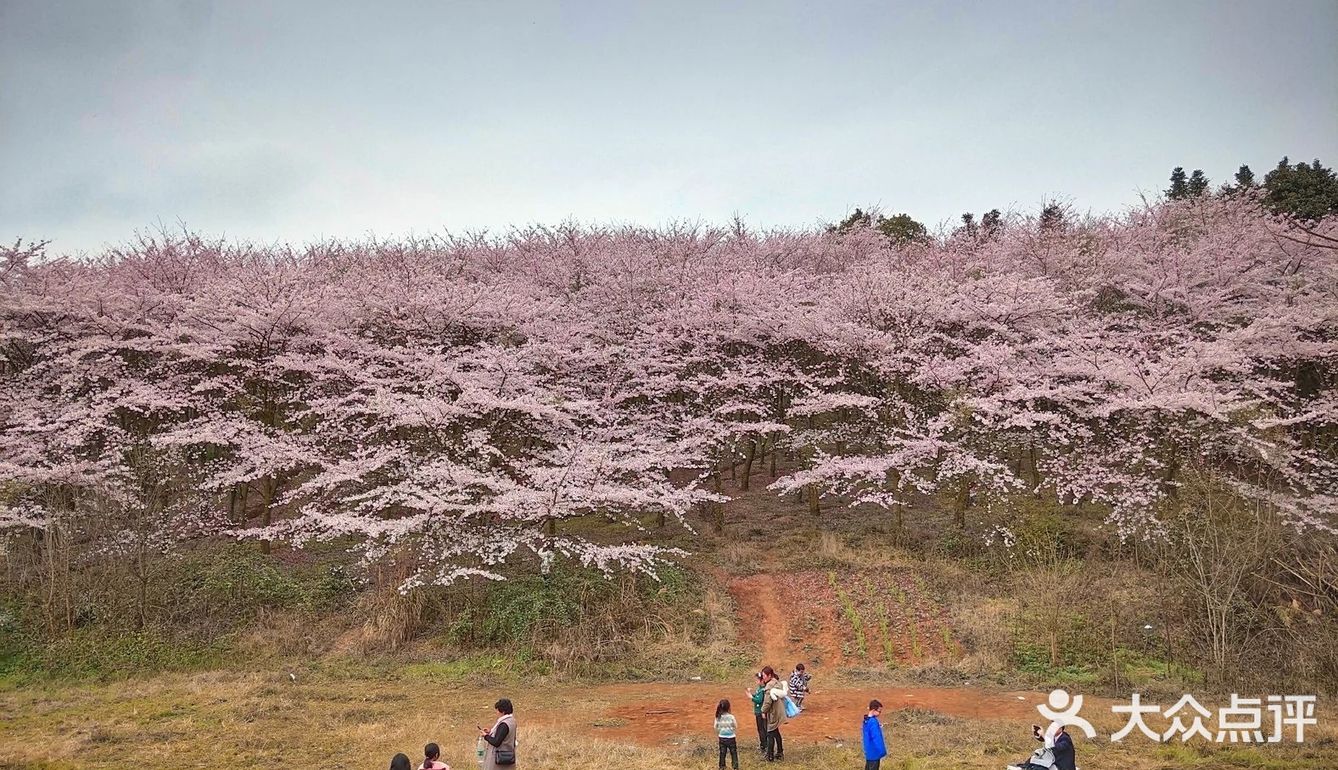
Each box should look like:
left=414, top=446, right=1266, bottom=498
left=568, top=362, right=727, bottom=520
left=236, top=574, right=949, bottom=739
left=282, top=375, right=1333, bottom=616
left=3, top=0, right=1336, bottom=255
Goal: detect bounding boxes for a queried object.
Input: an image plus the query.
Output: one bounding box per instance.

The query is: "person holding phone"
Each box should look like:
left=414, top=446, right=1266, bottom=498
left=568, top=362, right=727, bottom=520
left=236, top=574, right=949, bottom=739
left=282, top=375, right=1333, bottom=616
left=478, top=698, right=517, bottom=770
left=746, top=671, right=767, bottom=753
left=1008, top=722, right=1062, bottom=770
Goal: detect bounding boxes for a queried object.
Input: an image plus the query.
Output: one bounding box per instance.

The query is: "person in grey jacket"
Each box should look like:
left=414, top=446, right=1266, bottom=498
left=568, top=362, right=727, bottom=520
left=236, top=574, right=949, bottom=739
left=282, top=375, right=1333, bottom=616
left=478, top=698, right=517, bottom=770
left=759, top=666, right=787, bottom=761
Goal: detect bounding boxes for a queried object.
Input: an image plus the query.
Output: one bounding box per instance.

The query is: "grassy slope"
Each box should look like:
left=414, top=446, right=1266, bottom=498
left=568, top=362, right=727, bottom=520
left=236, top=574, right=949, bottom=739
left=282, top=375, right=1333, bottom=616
left=3, top=470, right=1335, bottom=768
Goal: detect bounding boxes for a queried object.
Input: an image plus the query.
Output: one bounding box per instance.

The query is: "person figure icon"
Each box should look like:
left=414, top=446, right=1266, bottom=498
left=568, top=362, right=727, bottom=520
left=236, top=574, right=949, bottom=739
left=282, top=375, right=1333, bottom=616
left=1037, top=689, right=1097, bottom=739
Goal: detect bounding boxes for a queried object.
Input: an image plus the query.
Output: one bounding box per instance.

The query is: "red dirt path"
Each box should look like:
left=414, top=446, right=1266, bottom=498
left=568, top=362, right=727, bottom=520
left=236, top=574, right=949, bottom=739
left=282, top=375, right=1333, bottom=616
left=580, top=682, right=1048, bottom=746
left=728, top=569, right=853, bottom=672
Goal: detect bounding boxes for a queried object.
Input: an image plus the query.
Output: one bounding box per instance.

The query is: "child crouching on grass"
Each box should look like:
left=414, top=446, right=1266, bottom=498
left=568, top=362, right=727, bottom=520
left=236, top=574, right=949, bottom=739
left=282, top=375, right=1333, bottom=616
left=715, top=698, right=740, bottom=770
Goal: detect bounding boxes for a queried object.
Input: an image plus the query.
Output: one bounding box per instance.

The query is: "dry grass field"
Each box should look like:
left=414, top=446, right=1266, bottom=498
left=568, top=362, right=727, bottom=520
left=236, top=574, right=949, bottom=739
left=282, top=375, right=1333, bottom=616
left=2, top=666, right=1334, bottom=769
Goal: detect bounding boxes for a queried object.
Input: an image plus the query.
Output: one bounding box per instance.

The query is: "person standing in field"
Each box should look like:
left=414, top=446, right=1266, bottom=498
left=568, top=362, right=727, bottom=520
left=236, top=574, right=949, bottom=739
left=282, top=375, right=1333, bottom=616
left=715, top=698, right=740, bottom=770
left=862, top=700, right=886, bottom=770
left=478, top=697, right=517, bottom=770
left=787, top=663, right=811, bottom=709
left=760, top=665, right=787, bottom=761
left=746, top=671, right=767, bottom=753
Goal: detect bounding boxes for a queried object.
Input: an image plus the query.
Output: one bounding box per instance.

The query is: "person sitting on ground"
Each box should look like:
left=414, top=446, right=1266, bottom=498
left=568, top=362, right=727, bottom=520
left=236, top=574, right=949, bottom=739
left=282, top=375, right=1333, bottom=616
left=389, top=754, right=413, bottom=770
left=787, top=663, right=811, bottom=709
left=419, top=742, right=449, bottom=770
left=1006, top=721, right=1063, bottom=770
left=1051, top=724, right=1076, bottom=770
left=862, top=699, right=887, bottom=770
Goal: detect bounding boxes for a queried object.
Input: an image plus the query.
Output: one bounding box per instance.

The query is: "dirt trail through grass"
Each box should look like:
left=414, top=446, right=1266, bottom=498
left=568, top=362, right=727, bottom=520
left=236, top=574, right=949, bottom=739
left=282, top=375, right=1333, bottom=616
left=728, top=572, right=795, bottom=666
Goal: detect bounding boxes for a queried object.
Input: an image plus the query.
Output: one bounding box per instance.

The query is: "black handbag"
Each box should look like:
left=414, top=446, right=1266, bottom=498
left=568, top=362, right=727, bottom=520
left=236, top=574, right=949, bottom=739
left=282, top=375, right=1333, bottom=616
left=495, top=748, right=516, bottom=766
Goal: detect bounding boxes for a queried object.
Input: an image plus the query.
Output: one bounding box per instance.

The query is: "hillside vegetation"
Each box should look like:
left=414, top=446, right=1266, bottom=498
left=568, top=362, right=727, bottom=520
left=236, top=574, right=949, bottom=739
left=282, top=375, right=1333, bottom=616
left=2, top=195, right=1336, bottom=699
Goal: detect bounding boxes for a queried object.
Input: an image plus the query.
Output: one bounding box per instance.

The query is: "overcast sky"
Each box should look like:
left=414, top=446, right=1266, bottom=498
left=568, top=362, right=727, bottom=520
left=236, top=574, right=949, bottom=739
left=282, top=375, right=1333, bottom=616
left=3, top=0, right=1336, bottom=255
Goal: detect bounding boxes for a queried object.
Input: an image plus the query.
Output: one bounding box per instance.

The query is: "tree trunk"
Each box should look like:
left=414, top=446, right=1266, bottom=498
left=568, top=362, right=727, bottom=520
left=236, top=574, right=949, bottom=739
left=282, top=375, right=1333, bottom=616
left=1164, top=453, right=1180, bottom=500
left=259, top=475, right=276, bottom=554
left=1110, top=606, right=1120, bottom=691
left=1028, top=441, right=1041, bottom=495
left=230, top=482, right=250, bottom=525
left=807, top=483, right=820, bottom=516
left=740, top=439, right=756, bottom=491
left=136, top=545, right=150, bottom=630
left=890, top=470, right=903, bottom=531
left=710, top=466, right=724, bottom=533
left=41, top=514, right=74, bottom=634
left=768, top=436, right=777, bottom=478
left=954, top=476, right=972, bottom=528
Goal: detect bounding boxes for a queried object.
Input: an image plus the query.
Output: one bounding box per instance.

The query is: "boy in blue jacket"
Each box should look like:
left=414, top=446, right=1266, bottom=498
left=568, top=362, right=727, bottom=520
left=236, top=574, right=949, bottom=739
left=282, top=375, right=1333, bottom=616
left=862, top=699, right=886, bottom=770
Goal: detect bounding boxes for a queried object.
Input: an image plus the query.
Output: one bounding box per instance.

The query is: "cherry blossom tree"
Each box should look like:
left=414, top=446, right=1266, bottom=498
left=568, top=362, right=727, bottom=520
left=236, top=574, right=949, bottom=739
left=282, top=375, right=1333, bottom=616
left=2, top=197, right=1334, bottom=597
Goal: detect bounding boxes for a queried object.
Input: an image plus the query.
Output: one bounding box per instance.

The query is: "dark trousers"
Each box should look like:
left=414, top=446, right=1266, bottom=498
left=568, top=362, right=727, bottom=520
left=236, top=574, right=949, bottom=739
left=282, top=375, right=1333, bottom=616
left=766, top=728, right=783, bottom=760
left=865, top=760, right=881, bottom=770
left=755, top=713, right=767, bottom=750
left=718, top=737, right=738, bottom=769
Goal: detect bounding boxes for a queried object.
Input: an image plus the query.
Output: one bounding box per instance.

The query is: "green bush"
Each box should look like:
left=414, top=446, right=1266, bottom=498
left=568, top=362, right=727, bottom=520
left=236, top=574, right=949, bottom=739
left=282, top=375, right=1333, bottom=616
left=446, top=563, right=699, bottom=654
left=176, top=543, right=357, bottom=619
left=192, top=545, right=305, bottom=609
left=1012, top=639, right=1100, bottom=684
left=0, top=626, right=224, bottom=682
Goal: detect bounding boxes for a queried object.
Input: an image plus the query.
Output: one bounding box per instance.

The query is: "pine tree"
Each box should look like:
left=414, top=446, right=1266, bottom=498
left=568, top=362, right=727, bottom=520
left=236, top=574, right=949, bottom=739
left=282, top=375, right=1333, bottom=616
left=1263, top=157, right=1338, bottom=221
left=878, top=213, right=927, bottom=244
left=831, top=208, right=928, bottom=245
left=960, top=212, right=978, bottom=237
left=1039, top=203, right=1064, bottom=232
left=1167, top=167, right=1189, bottom=199
left=1187, top=169, right=1210, bottom=197
left=981, top=209, right=1003, bottom=237
left=831, top=208, right=874, bottom=234
left=1234, top=165, right=1256, bottom=189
